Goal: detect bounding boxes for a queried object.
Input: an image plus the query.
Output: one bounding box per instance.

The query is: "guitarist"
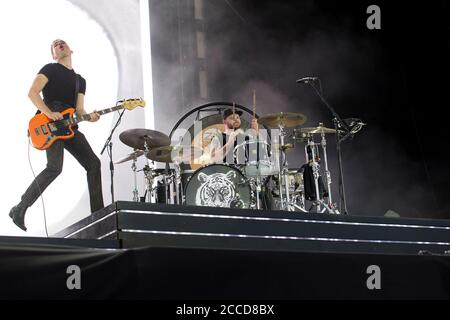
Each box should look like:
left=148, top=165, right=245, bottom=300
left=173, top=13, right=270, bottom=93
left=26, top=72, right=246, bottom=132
left=9, top=39, right=104, bottom=231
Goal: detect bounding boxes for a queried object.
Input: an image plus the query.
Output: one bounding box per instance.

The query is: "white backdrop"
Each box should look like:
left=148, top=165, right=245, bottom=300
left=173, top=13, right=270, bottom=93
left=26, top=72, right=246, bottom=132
left=0, top=0, right=151, bottom=236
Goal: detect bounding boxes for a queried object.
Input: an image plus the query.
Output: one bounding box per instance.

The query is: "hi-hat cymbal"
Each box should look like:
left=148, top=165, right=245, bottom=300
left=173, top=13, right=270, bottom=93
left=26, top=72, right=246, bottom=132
left=257, top=112, right=307, bottom=128
left=300, top=125, right=338, bottom=134
left=147, top=145, right=204, bottom=163
left=114, top=150, right=144, bottom=164
left=119, top=129, right=170, bottom=150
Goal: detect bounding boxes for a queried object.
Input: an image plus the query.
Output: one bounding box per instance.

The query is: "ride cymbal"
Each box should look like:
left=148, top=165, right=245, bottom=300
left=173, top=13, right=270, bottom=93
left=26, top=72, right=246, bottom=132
left=257, top=112, right=307, bottom=128
left=300, top=125, right=338, bottom=134
left=119, top=129, right=171, bottom=150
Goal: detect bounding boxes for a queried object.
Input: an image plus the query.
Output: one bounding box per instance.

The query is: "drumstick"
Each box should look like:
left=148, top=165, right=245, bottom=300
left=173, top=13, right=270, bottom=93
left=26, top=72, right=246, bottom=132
left=252, top=90, right=256, bottom=119
left=232, top=102, right=235, bottom=115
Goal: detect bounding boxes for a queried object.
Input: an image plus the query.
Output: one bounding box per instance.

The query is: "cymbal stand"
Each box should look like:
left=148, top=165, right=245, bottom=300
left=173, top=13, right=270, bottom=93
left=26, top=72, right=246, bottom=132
left=292, top=195, right=307, bottom=212
left=131, top=151, right=139, bottom=202
left=278, top=124, right=293, bottom=211
left=307, top=80, right=350, bottom=214
left=306, top=133, right=340, bottom=214
left=142, top=164, right=153, bottom=202
left=255, top=174, right=262, bottom=210
left=320, top=129, right=339, bottom=214
left=143, top=139, right=155, bottom=203
left=290, top=178, right=308, bottom=212
left=173, top=161, right=182, bottom=205
left=306, top=137, right=322, bottom=213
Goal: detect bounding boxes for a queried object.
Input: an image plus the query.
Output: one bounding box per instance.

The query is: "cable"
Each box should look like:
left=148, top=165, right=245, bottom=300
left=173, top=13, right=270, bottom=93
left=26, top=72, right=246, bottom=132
left=223, top=0, right=247, bottom=24
left=27, top=138, right=49, bottom=238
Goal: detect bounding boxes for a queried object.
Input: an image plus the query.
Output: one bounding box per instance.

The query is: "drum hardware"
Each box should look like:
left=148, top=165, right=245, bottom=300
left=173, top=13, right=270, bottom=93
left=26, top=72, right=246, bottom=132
left=146, top=144, right=204, bottom=205
left=114, top=149, right=144, bottom=202
left=246, top=176, right=262, bottom=210
left=296, top=77, right=365, bottom=214
left=172, top=162, right=183, bottom=205
left=286, top=168, right=307, bottom=212
left=118, top=128, right=171, bottom=203
left=303, top=124, right=340, bottom=214
left=258, top=112, right=308, bottom=211
left=143, top=139, right=155, bottom=203
left=131, top=154, right=139, bottom=202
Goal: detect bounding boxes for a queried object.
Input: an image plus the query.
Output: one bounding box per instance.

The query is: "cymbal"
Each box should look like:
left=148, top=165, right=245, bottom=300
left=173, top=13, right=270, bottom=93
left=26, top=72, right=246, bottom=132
left=119, top=129, right=170, bottom=150
left=300, top=125, right=338, bottom=134
left=147, top=145, right=204, bottom=163
left=114, top=150, right=144, bottom=164
left=257, top=112, right=307, bottom=128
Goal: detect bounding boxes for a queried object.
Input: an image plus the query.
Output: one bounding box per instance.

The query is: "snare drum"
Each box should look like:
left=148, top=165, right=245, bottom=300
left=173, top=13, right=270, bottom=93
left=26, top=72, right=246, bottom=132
left=184, top=164, right=251, bottom=208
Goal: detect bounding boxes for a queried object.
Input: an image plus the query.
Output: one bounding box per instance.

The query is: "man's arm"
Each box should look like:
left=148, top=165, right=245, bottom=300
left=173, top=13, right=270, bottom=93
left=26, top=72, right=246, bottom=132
left=210, top=130, right=242, bottom=163
left=28, top=74, right=63, bottom=121
left=75, top=93, right=100, bottom=122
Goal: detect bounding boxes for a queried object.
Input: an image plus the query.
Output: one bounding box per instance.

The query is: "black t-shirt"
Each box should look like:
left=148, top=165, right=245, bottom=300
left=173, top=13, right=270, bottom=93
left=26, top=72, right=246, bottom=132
left=39, top=63, right=86, bottom=112
left=222, top=132, right=250, bottom=164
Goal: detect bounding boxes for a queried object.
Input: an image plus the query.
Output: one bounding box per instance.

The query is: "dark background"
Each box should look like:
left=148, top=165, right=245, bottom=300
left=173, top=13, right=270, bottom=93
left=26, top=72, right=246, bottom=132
left=150, top=0, right=450, bottom=219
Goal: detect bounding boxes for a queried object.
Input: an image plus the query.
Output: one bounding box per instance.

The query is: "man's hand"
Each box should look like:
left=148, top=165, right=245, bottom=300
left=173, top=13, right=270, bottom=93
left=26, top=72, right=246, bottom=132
left=89, top=111, right=100, bottom=122
left=45, top=111, right=63, bottom=121
left=228, top=129, right=243, bottom=145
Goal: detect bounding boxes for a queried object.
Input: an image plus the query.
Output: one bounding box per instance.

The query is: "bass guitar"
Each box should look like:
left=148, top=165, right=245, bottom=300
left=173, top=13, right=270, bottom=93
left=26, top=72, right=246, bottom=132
left=28, top=98, right=145, bottom=150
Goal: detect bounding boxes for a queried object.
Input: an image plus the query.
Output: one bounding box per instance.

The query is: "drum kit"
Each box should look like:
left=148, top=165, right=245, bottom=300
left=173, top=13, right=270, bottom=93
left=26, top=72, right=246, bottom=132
left=115, top=111, right=343, bottom=214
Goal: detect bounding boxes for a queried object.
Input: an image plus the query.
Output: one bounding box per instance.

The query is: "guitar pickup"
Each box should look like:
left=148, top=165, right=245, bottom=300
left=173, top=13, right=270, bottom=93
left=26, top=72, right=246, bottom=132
left=41, top=125, right=48, bottom=134
left=34, top=128, right=41, bottom=136
left=48, top=123, right=57, bottom=132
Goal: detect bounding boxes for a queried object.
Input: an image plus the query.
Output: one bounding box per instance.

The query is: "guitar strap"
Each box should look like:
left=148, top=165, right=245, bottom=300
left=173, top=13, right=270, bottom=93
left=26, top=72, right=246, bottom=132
left=72, top=73, right=80, bottom=130
left=74, top=72, right=79, bottom=107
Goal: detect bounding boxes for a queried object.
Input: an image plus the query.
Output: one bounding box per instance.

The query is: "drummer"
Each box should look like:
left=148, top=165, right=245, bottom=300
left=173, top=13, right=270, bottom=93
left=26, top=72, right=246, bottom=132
left=207, top=108, right=259, bottom=165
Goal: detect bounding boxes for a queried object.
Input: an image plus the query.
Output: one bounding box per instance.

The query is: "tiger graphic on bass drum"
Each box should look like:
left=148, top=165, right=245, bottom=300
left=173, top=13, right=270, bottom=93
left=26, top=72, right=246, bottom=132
left=196, top=171, right=241, bottom=207
left=184, top=164, right=252, bottom=208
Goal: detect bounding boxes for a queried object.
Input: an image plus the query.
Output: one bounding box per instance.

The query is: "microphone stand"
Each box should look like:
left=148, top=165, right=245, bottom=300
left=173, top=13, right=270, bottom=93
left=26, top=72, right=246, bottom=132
left=100, top=108, right=126, bottom=204
left=307, top=80, right=350, bottom=215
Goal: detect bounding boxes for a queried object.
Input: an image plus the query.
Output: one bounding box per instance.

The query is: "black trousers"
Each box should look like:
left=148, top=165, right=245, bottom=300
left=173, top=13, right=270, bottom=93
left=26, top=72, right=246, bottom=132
left=20, top=131, right=104, bottom=213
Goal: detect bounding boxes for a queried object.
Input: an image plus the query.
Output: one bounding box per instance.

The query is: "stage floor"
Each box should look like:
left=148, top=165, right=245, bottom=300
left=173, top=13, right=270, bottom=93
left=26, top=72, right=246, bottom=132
left=53, top=201, right=450, bottom=255
left=1, top=202, right=450, bottom=299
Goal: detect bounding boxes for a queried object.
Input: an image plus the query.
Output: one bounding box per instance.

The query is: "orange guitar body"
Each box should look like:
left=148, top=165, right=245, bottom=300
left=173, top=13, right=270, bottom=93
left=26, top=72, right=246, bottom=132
left=28, top=108, right=76, bottom=150
left=27, top=98, right=146, bottom=150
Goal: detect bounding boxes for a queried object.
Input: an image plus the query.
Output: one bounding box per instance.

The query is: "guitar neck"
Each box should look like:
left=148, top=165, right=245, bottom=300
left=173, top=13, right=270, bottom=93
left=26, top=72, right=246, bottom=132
left=73, top=105, right=124, bottom=123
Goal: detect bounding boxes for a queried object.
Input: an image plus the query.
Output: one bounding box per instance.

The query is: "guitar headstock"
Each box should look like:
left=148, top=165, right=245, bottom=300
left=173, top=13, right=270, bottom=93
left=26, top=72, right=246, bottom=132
left=121, top=98, right=146, bottom=110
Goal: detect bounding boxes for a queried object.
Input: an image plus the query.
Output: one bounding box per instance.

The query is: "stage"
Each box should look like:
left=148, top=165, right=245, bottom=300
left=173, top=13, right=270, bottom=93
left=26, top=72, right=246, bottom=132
left=1, top=202, right=450, bottom=299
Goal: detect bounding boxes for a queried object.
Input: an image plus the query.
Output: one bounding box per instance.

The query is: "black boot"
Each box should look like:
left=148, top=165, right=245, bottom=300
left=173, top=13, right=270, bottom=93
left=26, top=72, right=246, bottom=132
left=9, top=205, right=27, bottom=231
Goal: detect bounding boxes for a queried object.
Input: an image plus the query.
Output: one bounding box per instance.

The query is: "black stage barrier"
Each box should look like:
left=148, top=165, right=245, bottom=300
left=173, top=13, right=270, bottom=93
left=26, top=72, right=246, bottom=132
left=0, top=242, right=449, bottom=300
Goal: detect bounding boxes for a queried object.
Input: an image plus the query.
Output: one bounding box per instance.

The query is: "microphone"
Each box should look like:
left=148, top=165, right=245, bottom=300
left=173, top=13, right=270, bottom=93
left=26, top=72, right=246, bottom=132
left=296, top=77, right=318, bottom=84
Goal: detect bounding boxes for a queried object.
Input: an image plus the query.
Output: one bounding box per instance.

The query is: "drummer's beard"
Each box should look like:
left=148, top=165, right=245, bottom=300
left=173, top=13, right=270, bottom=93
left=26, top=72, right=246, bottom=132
left=226, top=120, right=240, bottom=130
left=233, top=121, right=241, bottom=129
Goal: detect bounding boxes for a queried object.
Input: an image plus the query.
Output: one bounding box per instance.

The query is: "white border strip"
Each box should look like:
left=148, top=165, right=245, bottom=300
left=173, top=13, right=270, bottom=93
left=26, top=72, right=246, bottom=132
left=121, top=229, right=450, bottom=246
left=97, top=230, right=118, bottom=240
left=63, top=212, right=117, bottom=238
left=119, top=210, right=450, bottom=231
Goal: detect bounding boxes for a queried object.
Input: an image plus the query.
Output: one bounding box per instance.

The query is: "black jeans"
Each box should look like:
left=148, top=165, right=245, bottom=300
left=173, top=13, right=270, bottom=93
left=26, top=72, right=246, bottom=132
left=20, top=131, right=104, bottom=213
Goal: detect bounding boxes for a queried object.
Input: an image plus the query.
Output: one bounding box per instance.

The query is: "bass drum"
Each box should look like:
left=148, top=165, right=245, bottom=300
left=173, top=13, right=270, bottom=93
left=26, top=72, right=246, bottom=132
left=185, top=164, right=251, bottom=208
